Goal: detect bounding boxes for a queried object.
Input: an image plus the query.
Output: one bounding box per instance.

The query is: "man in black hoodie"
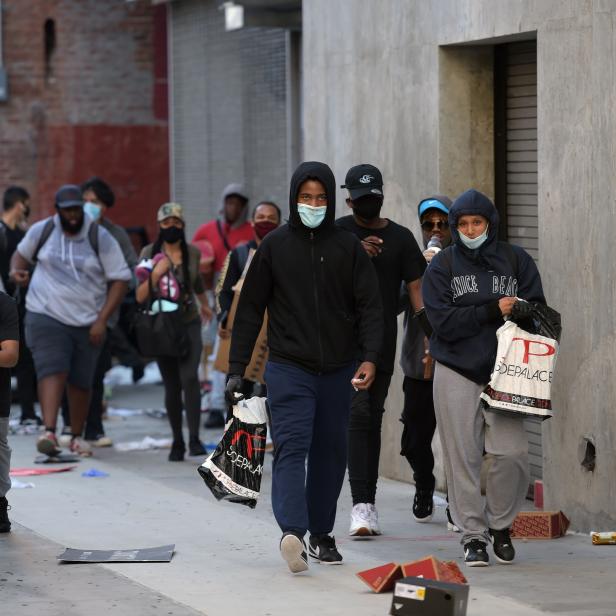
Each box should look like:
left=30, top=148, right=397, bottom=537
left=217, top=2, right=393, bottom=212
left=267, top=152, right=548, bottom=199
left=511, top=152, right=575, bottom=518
left=227, top=161, right=383, bottom=573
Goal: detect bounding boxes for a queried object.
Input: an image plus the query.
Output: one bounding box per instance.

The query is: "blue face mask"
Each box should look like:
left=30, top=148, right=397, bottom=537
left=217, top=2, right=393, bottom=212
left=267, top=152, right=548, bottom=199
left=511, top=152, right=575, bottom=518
left=458, top=226, right=489, bottom=249
left=297, top=203, right=327, bottom=229
left=83, top=201, right=102, bottom=221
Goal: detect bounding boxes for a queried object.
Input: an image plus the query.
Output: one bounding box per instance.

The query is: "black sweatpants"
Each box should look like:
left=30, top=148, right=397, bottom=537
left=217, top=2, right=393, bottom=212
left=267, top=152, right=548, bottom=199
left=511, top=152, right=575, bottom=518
left=156, top=319, right=203, bottom=444
left=84, top=334, right=113, bottom=440
left=347, top=370, right=393, bottom=505
left=400, top=376, right=437, bottom=492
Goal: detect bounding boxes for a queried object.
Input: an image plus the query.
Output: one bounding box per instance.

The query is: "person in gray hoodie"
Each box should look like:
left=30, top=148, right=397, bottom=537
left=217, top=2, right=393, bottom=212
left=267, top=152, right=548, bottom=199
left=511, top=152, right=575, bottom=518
left=399, top=196, right=452, bottom=523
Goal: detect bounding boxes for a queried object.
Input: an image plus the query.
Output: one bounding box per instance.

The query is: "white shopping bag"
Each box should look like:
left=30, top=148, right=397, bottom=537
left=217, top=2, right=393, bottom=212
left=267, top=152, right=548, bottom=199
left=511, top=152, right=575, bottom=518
left=480, top=320, right=558, bottom=419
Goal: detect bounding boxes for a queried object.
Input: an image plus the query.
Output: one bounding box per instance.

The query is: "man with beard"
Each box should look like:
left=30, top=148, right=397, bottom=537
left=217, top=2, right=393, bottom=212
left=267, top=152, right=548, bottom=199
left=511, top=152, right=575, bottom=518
left=227, top=162, right=383, bottom=573
left=336, top=164, right=427, bottom=537
left=10, top=185, right=130, bottom=457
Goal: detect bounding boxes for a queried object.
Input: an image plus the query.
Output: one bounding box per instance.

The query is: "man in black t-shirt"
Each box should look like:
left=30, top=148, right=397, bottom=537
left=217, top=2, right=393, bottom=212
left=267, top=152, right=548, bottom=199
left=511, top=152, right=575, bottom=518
left=337, top=164, right=427, bottom=537
left=0, top=292, right=20, bottom=533
left=0, top=187, right=39, bottom=426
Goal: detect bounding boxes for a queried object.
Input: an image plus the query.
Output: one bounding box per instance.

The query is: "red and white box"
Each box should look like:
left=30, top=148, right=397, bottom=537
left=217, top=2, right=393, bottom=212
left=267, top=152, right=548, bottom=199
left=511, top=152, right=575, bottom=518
left=511, top=510, right=570, bottom=538
left=356, top=562, right=403, bottom=593
left=400, top=556, right=467, bottom=585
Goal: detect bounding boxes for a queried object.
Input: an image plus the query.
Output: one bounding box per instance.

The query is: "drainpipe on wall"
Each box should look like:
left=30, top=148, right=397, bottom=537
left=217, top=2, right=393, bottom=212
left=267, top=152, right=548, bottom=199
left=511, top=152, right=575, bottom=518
left=0, top=0, right=7, bottom=101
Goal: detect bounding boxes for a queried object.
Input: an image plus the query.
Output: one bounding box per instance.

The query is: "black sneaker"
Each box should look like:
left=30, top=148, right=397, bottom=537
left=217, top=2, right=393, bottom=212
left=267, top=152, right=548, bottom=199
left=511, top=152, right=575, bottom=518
left=489, top=527, right=515, bottom=564
left=0, top=496, right=11, bottom=533
left=188, top=438, right=207, bottom=457
left=168, top=440, right=186, bottom=462
left=308, top=534, right=343, bottom=565
left=412, top=489, right=434, bottom=522
left=463, top=539, right=490, bottom=567
left=280, top=532, right=308, bottom=573
left=204, top=409, right=226, bottom=429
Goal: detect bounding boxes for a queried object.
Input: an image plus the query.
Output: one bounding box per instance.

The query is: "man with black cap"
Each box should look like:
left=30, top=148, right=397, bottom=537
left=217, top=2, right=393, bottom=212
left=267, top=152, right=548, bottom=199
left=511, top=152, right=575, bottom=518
left=10, top=184, right=131, bottom=457
left=226, top=161, right=383, bottom=573
left=337, top=164, right=427, bottom=538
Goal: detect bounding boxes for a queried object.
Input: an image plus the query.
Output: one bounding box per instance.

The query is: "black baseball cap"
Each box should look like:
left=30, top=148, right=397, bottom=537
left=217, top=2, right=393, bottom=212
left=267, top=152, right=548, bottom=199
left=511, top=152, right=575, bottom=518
left=55, top=184, right=84, bottom=208
left=341, top=164, right=384, bottom=200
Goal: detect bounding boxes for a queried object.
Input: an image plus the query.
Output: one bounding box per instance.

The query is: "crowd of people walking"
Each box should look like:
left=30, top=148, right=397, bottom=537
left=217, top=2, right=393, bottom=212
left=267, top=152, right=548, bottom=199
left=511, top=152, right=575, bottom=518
left=0, top=163, right=546, bottom=573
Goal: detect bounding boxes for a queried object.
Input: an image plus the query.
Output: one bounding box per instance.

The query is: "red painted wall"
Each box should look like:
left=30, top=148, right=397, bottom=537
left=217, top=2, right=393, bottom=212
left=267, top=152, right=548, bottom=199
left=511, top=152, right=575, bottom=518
left=0, top=1, right=169, bottom=241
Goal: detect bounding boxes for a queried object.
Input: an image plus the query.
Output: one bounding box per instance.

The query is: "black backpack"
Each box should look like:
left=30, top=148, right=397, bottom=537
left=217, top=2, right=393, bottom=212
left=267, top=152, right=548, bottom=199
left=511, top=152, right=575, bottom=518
left=31, top=217, right=100, bottom=264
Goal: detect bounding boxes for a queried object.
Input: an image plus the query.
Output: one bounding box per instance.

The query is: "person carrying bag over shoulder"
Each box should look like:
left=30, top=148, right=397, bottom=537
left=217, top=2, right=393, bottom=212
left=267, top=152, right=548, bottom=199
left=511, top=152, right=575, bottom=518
left=135, top=203, right=213, bottom=462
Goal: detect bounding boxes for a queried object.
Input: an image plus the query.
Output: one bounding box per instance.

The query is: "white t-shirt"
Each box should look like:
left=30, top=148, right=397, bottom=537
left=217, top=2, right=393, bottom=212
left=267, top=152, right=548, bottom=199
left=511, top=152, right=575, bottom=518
left=17, top=214, right=131, bottom=327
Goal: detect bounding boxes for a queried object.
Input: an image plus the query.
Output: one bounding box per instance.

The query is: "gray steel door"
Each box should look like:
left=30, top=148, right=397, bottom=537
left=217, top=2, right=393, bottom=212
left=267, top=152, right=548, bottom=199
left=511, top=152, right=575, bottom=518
left=503, top=40, right=542, bottom=484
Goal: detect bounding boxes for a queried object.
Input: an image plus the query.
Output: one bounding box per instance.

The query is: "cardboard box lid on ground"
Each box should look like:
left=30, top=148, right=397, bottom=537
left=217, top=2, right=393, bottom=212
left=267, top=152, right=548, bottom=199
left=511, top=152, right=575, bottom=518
left=356, top=562, right=403, bottom=593
left=400, top=556, right=467, bottom=585
left=511, top=510, right=570, bottom=538
left=390, top=576, right=469, bottom=616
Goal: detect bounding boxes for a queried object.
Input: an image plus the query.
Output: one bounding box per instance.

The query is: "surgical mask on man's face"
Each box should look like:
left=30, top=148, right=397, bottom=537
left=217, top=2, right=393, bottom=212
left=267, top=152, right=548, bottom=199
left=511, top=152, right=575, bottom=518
left=458, top=225, right=489, bottom=250
left=297, top=203, right=327, bottom=229
left=83, top=201, right=102, bottom=221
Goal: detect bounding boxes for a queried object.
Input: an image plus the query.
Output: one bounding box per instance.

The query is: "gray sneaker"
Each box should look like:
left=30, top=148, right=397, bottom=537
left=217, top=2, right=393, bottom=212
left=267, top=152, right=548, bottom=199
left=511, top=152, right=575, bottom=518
left=280, top=532, right=308, bottom=573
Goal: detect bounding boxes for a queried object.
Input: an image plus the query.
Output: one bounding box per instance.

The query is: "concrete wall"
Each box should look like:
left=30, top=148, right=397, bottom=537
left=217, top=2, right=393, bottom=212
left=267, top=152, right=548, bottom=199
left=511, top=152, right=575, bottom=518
left=302, top=0, right=616, bottom=531
left=169, top=0, right=290, bottom=237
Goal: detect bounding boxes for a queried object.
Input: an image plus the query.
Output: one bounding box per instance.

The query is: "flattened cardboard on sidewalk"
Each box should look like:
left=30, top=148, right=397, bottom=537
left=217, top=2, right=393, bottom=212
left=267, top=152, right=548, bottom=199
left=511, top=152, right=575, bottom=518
left=57, top=544, right=175, bottom=563
left=356, top=562, right=403, bottom=593
left=390, top=576, right=469, bottom=616
left=400, top=556, right=467, bottom=585
left=511, top=510, right=570, bottom=539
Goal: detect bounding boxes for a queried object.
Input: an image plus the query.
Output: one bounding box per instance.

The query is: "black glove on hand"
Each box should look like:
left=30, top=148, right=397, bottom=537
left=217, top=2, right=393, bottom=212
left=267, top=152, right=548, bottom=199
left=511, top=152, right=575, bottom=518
left=225, top=374, right=244, bottom=405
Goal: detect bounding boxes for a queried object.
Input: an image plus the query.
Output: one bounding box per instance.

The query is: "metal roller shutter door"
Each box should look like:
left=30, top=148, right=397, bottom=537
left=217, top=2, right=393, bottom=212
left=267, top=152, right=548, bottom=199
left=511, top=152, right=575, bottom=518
left=504, top=40, right=542, bottom=485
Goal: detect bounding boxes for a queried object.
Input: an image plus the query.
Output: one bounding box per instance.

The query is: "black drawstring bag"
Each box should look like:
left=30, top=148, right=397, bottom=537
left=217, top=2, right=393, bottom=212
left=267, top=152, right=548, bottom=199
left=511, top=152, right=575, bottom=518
left=133, top=276, right=188, bottom=358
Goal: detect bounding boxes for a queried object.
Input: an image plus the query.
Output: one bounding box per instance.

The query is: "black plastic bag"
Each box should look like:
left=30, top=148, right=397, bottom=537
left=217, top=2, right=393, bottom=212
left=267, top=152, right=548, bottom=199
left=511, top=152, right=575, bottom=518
left=511, top=301, right=562, bottom=342
left=197, top=397, right=268, bottom=509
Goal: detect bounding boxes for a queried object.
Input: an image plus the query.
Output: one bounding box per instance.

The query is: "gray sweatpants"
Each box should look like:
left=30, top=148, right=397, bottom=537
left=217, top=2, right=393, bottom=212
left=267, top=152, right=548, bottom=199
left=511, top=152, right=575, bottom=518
left=433, top=362, right=529, bottom=544
left=0, top=417, right=11, bottom=498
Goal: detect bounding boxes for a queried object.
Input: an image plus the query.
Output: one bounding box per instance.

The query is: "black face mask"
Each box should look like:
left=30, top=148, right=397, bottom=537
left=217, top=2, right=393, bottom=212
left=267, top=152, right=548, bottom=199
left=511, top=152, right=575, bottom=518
left=160, top=225, right=185, bottom=244
left=57, top=208, right=85, bottom=234
left=352, top=195, right=383, bottom=221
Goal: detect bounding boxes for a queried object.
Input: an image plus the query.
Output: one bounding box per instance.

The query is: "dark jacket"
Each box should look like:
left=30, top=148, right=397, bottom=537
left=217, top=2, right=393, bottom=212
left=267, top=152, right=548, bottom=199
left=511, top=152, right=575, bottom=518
left=216, top=239, right=257, bottom=323
left=422, top=189, right=545, bottom=384
left=400, top=196, right=452, bottom=380
left=229, top=161, right=383, bottom=375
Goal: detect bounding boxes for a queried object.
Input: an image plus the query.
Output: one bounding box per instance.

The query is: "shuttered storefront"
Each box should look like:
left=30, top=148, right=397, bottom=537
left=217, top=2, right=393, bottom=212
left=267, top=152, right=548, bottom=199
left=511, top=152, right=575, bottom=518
left=496, top=39, right=541, bottom=484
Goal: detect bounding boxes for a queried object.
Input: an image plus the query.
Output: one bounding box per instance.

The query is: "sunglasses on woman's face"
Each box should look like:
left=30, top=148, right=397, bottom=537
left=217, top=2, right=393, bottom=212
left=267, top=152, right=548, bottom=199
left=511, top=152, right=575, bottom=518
left=421, top=220, right=449, bottom=231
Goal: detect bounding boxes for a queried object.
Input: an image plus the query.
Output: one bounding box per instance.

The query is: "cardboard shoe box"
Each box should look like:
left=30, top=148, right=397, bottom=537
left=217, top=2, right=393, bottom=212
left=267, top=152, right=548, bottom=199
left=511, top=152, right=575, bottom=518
left=400, top=556, right=467, bottom=585
left=390, top=576, right=469, bottom=616
left=511, top=510, right=570, bottom=539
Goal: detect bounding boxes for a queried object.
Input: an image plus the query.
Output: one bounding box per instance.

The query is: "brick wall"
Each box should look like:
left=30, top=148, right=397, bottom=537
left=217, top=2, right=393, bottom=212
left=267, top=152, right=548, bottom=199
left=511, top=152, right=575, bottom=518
left=169, top=0, right=290, bottom=236
left=0, top=0, right=169, bottom=240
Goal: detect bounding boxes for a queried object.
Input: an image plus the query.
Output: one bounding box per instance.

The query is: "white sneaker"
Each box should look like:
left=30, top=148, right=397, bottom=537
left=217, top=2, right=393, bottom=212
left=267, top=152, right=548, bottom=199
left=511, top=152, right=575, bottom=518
left=69, top=437, right=93, bottom=457
left=349, top=503, right=372, bottom=537
left=367, top=503, right=382, bottom=536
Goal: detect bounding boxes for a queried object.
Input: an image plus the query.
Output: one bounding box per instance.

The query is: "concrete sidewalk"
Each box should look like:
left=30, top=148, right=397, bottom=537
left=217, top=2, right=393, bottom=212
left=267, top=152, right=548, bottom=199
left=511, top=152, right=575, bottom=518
left=2, top=382, right=615, bottom=616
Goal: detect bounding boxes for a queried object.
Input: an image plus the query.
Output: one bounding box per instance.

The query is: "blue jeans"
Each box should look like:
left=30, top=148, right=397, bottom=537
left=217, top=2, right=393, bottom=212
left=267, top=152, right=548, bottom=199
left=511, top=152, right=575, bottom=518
left=265, top=360, right=354, bottom=537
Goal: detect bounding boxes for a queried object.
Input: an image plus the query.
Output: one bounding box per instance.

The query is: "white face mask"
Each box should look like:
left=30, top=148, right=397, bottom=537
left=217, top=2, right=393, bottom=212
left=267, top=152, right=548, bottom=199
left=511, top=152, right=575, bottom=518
left=83, top=201, right=102, bottom=221
left=458, top=225, right=489, bottom=249
left=297, top=203, right=327, bottom=229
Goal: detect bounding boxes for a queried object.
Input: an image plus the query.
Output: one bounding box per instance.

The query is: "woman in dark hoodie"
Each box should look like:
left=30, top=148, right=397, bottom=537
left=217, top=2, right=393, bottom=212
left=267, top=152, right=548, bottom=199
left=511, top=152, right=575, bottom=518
left=422, top=189, right=545, bottom=567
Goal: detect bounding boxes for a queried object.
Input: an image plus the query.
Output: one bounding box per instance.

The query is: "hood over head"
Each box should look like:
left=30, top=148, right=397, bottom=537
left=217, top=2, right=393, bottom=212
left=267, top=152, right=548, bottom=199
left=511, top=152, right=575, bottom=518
left=449, top=189, right=499, bottom=252
left=288, top=161, right=336, bottom=230
left=219, top=183, right=249, bottom=228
